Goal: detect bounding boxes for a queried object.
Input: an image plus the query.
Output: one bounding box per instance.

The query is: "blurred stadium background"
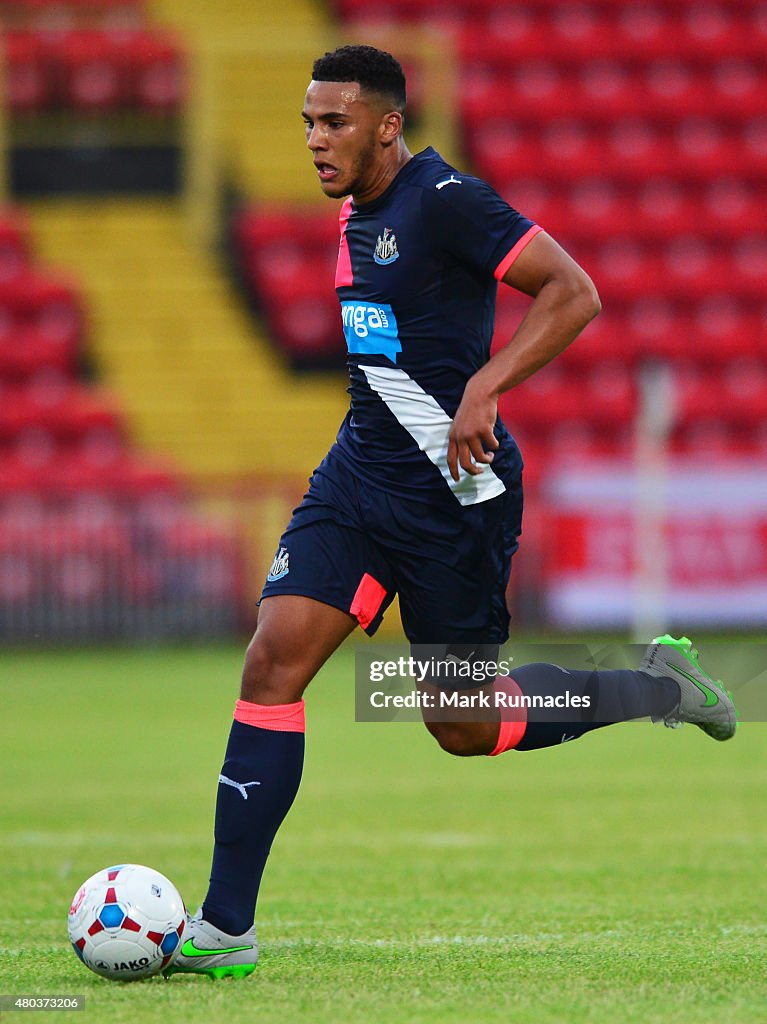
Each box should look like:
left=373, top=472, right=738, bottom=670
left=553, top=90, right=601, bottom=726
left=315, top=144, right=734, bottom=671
left=0, top=0, right=765, bottom=645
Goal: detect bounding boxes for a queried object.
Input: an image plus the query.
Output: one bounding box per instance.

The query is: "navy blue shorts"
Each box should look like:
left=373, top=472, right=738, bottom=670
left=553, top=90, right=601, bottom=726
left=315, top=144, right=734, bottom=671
left=260, top=446, right=523, bottom=644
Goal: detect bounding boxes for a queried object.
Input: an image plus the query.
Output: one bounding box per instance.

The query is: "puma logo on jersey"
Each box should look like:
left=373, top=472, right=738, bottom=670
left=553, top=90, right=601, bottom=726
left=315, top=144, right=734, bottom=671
left=436, top=175, right=462, bottom=189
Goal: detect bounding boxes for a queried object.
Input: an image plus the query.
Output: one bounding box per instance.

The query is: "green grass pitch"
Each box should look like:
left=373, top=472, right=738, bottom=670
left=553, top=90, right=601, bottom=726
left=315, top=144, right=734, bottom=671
left=2, top=644, right=766, bottom=1023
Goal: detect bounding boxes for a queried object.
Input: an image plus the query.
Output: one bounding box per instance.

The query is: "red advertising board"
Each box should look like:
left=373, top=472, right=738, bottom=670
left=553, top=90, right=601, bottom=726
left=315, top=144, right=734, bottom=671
left=542, top=459, right=767, bottom=627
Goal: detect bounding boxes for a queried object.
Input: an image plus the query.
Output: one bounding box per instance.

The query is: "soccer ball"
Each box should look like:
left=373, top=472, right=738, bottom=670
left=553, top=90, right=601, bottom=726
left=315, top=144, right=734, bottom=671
left=67, top=864, right=186, bottom=981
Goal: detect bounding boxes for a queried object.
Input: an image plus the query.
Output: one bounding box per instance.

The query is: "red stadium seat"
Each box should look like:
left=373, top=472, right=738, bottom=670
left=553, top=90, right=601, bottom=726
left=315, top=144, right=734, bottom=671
left=633, top=180, right=698, bottom=239
left=519, top=177, right=767, bottom=248
left=623, top=299, right=689, bottom=361
left=584, top=362, right=636, bottom=427
left=499, top=365, right=586, bottom=430
left=616, top=4, right=669, bottom=54
left=247, top=241, right=335, bottom=300
left=492, top=290, right=532, bottom=350
left=3, top=32, right=52, bottom=113
left=235, top=208, right=344, bottom=364
left=47, top=384, right=122, bottom=440
left=0, top=378, right=121, bottom=443
left=269, top=297, right=342, bottom=366
left=464, top=121, right=543, bottom=184
left=704, top=179, right=767, bottom=237
left=472, top=119, right=763, bottom=187
left=551, top=310, right=621, bottom=368
left=0, top=324, right=78, bottom=380
left=461, top=59, right=760, bottom=124
left=5, top=0, right=145, bottom=30
left=0, top=210, right=30, bottom=281
left=0, top=201, right=199, bottom=586
left=55, top=30, right=127, bottom=113
left=6, top=26, right=184, bottom=116
left=672, top=421, right=746, bottom=458
left=692, top=298, right=767, bottom=362
left=33, top=448, right=178, bottom=496
left=571, top=239, right=764, bottom=303
left=236, top=210, right=339, bottom=313
left=61, top=0, right=145, bottom=22
left=712, top=59, right=765, bottom=116
left=491, top=180, right=764, bottom=245
left=674, top=363, right=767, bottom=432
left=555, top=179, right=630, bottom=240
left=0, top=270, right=82, bottom=339
left=461, top=5, right=766, bottom=63
left=721, top=361, right=767, bottom=427
left=236, top=207, right=338, bottom=253
left=545, top=421, right=633, bottom=462
left=110, top=455, right=180, bottom=495
left=128, top=30, right=186, bottom=115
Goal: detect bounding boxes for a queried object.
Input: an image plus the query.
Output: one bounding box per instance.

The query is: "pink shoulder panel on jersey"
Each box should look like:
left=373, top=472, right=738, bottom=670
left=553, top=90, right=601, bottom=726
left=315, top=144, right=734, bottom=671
left=335, top=197, right=354, bottom=288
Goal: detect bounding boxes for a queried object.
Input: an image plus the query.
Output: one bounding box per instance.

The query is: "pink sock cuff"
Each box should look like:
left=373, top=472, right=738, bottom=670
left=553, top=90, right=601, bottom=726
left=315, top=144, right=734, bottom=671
left=234, top=698, right=306, bottom=732
left=488, top=675, right=527, bottom=756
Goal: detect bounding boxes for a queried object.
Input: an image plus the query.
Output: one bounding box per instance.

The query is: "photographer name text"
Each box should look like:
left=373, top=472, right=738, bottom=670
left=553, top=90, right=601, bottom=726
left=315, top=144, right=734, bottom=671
left=368, top=690, right=591, bottom=709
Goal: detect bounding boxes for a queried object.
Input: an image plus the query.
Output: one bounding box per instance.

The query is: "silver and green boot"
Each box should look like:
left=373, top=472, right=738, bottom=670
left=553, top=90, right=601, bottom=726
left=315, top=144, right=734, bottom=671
left=640, top=634, right=737, bottom=741
left=164, top=909, right=257, bottom=979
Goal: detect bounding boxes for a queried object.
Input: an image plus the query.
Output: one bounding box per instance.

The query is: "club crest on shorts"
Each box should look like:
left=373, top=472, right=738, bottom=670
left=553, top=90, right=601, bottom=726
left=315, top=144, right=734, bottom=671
left=267, top=546, right=290, bottom=581
left=374, top=227, right=400, bottom=265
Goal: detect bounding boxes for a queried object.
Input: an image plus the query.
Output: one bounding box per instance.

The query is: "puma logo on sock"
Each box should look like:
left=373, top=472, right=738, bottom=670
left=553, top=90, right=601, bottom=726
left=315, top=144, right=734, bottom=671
left=219, top=774, right=261, bottom=800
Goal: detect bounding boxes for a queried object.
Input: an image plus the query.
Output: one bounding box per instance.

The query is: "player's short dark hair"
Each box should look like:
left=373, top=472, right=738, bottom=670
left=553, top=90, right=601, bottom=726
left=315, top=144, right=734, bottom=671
left=312, top=45, right=406, bottom=112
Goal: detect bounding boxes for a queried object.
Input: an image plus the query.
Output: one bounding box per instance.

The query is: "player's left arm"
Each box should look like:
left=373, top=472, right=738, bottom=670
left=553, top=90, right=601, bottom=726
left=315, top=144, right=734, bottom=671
left=447, top=231, right=600, bottom=481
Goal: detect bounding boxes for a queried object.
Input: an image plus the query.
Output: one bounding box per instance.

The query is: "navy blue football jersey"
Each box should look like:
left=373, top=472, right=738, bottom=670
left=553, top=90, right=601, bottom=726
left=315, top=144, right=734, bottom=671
left=333, top=147, right=541, bottom=506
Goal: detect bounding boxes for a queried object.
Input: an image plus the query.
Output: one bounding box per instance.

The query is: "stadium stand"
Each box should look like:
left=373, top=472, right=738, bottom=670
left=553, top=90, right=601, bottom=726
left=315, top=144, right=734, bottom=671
left=1, top=2, right=187, bottom=194
left=151, top=0, right=339, bottom=202
left=0, top=206, right=248, bottom=640
left=28, top=200, right=347, bottom=477
left=1, top=5, right=185, bottom=117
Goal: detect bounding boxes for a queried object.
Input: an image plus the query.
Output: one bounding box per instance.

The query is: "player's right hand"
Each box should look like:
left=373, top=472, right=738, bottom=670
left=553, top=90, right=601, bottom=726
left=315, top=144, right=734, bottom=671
left=447, top=380, right=499, bottom=481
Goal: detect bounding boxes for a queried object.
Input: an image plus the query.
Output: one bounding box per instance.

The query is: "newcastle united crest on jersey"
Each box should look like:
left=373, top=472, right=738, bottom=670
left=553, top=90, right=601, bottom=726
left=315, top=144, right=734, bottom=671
left=267, top=546, right=290, bottom=581
left=373, top=227, right=400, bottom=265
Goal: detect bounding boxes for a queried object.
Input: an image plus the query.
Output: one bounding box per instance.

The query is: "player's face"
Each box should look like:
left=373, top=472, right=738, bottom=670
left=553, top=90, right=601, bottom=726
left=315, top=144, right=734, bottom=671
left=302, top=80, right=383, bottom=200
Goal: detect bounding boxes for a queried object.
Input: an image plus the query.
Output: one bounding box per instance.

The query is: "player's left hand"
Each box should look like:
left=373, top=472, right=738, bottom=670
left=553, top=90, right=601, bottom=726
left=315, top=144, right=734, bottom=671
left=447, top=379, right=499, bottom=481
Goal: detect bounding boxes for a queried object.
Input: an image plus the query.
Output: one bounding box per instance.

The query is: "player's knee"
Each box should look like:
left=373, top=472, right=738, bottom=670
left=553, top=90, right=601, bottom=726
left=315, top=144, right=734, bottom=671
left=425, top=721, right=492, bottom=757
left=240, top=632, right=302, bottom=705
left=240, top=636, right=275, bottom=701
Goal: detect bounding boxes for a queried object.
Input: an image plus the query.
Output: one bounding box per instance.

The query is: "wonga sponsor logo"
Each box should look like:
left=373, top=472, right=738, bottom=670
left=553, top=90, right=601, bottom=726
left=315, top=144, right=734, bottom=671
left=340, top=301, right=402, bottom=362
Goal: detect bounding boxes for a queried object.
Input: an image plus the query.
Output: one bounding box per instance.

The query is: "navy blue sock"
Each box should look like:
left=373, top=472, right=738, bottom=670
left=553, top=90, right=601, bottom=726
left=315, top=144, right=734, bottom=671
left=202, top=717, right=304, bottom=934
left=512, top=664, right=680, bottom=751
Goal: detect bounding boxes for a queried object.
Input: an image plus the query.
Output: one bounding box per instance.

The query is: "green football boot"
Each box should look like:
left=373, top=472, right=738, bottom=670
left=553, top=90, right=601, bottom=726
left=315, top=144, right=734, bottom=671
left=164, top=909, right=257, bottom=979
left=640, top=634, right=737, bottom=741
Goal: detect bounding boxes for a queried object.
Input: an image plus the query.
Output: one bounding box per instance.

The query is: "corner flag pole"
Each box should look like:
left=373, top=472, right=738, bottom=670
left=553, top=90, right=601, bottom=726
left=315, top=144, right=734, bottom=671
left=632, top=361, right=675, bottom=642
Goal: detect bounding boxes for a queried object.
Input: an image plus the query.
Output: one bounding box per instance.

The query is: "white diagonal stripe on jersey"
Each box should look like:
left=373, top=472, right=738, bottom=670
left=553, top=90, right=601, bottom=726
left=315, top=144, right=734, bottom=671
left=360, top=364, right=506, bottom=506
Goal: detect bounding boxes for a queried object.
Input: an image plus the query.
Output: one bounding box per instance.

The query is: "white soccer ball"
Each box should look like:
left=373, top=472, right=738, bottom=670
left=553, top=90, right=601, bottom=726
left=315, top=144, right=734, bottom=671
left=67, top=864, right=186, bottom=981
